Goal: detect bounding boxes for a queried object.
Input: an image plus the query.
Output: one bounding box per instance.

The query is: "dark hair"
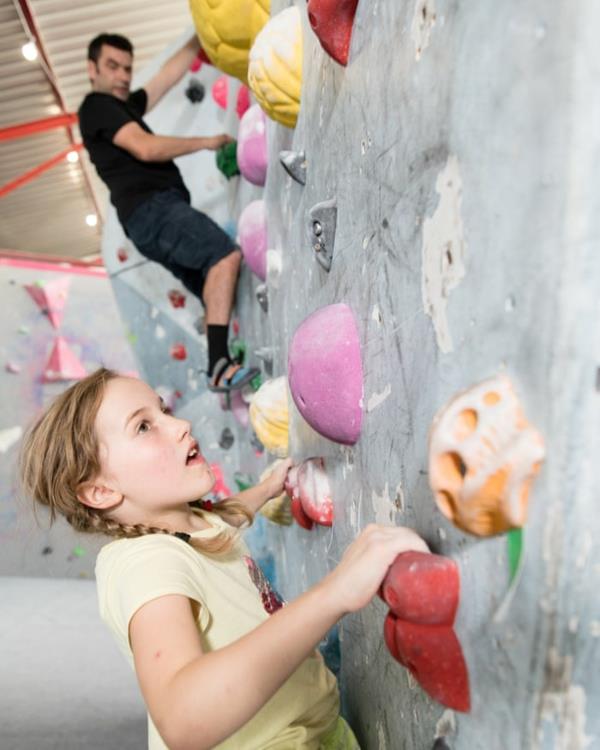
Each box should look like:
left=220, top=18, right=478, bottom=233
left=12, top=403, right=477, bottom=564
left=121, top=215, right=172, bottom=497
left=87, top=33, right=133, bottom=63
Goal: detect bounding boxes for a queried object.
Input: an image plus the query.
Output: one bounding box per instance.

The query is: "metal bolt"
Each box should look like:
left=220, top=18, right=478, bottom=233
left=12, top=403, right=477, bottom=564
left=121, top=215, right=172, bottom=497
left=313, top=220, right=323, bottom=237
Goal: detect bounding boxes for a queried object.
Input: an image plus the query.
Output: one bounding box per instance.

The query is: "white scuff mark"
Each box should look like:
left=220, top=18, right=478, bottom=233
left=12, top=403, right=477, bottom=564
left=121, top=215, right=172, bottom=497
left=543, top=503, right=562, bottom=588
left=411, top=0, right=437, bottom=61
left=438, top=527, right=447, bottom=541
left=150, top=306, right=159, bottom=319
left=435, top=709, right=456, bottom=738
left=575, top=532, right=592, bottom=569
left=350, top=490, right=362, bottom=530
left=376, top=722, right=388, bottom=749
left=371, top=304, right=382, bottom=324
left=421, top=155, right=466, bottom=353
left=569, top=617, right=579, bottom=634
left=367, top=384, right=392, bottom=412
left=155, top=325, right=166, bottom=340
left=535, top=649, right=592, bottom=749
left=589, top=621, right=600, bottom=638
left=0, top=426, right=22, bottom=454
left=372, top=484, right=391, bottom=525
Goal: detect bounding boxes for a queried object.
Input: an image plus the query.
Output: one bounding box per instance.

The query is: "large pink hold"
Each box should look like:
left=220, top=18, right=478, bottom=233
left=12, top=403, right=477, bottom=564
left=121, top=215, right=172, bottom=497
left=237, top=104, right=268, bottom=186
left=288, top=303, right=363, bottom=444
left=42, top=336, right=87, bottom=382
left=238, top=200, right=267, bottom=281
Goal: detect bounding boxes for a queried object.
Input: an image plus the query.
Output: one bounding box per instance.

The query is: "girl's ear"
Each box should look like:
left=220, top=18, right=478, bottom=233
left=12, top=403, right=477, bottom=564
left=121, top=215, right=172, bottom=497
left=77, top=481, right=123, bottom=510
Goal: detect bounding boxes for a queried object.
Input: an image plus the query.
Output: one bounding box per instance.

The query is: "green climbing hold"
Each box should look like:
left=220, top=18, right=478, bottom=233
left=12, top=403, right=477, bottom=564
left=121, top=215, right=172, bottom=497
left=71, top=545, right=86, bottom=558
left=230, top=338, right=246, bottom=364
left=234, top=471, right=256, bottom=492
left=507, top=528, right=523, bottom=581
left=216, top=141, right=240, bottom=180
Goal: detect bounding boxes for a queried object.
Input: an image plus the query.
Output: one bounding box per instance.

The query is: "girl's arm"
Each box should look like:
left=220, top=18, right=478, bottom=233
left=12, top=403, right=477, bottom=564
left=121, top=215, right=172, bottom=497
left=130, top=524, right=428, bottom=750
left=226, top=458, right=293, bottom=516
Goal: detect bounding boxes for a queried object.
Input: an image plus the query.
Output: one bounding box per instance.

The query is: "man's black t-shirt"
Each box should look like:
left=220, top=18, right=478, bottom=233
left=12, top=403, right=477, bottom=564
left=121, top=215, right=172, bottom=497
left=78, top=89, right=190, bottom=225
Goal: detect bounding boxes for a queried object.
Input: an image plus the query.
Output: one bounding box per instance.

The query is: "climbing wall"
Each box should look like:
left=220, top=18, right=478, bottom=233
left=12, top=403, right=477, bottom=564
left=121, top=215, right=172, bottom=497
left=102, top=5, right=599, bottom=748
left=256, top=1, right=599, bottom=748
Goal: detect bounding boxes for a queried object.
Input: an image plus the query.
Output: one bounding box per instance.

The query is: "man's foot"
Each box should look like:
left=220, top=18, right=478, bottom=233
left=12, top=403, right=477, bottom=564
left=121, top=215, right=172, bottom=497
left=207, top=357, right=260, bottom=394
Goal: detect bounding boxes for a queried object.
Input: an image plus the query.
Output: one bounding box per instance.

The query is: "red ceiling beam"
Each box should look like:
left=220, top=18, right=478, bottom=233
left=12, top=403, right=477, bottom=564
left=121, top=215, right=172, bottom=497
left=0, top=113, right=79, bottom=142
left=0, top=143, right=83, bottom=199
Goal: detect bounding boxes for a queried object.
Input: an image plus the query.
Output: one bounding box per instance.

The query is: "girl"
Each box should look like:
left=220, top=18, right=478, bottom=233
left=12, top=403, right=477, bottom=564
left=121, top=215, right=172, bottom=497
left=20, top=368, right=427, bottom=750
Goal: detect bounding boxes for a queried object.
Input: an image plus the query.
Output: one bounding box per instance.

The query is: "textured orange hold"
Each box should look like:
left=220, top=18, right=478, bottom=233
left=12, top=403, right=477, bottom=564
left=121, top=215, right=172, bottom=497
left=429, top=375, right=545, bottom=537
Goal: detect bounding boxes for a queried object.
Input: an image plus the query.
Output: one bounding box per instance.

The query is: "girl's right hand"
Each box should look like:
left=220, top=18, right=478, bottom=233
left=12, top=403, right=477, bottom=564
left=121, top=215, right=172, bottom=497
left=321, top=525, right=429, bottom=616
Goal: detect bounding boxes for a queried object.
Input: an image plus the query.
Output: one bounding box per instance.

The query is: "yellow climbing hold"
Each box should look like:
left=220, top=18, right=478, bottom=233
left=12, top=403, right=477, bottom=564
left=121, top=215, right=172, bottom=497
left=259, top=460, right=293, bottom=526
left=249, top=376, right=289, bottom=457
left=189, top=0, right=271, bottom=84
left=248, top=5, right=303, bottom=128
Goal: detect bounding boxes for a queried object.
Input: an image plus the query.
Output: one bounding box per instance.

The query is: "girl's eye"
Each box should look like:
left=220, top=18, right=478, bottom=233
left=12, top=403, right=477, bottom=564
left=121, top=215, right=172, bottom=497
left=137, top=420, right=150, bottom=434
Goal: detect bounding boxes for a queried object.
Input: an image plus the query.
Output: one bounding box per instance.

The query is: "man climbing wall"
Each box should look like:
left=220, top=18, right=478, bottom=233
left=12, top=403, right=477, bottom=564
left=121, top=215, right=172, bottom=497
left=79, top=32, right=259, bottom=394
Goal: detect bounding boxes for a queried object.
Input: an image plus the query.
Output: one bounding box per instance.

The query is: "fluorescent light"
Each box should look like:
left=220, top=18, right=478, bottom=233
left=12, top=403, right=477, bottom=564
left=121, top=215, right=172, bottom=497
left=22, top=41, right=38, bottom=61
left=66, top=150, right=79, bottom=163
left=85, top=213, right=98, bottom=227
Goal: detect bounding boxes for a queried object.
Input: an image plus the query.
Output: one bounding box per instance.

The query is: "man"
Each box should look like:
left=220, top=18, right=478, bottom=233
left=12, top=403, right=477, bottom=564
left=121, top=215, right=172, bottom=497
left=79, top=32, right=258, bottom=393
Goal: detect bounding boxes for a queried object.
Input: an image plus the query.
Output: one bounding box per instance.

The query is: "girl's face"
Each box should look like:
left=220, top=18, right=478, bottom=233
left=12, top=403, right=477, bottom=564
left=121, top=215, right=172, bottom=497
left=94, top=377, right=215, bottom=512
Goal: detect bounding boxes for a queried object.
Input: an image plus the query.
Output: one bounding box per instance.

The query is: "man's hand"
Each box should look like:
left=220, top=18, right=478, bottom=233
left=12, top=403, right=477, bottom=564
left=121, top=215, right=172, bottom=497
left=203, top=134, right=235, bottom=151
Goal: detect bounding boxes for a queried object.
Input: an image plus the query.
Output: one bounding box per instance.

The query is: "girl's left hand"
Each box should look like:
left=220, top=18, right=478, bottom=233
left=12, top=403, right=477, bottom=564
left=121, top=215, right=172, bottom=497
left=262, top=458, right=293, bottom=499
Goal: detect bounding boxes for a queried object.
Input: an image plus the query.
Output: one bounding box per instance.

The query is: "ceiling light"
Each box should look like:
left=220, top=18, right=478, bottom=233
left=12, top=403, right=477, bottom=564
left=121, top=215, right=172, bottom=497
left=66, top=150, right=79, bottom=163
left=21, top=41, right=38, bottom=61
left=85, top=213, right=98, bottom=227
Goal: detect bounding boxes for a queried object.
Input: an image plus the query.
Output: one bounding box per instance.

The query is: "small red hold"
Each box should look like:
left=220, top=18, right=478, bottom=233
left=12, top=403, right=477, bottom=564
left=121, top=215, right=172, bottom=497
left=381, top=552, right=459, bottom=626
left=174, top=390, right=183, bottom=399
left=236, top=85, right=250, bottom=118
left=117, top=247, right=128, bottom=262
left=170, top=343, right=187, bottom=360
left=232, top=318, right=240, bottom=336
left=387, top=615, right=471, bottom=713
left=189, top=47, right=211, bottom=71
left=307, top=0, right=359, bottom=66
left=290, top=496, right=314, bottom=530
left=168, top=289, right=186, bottom=308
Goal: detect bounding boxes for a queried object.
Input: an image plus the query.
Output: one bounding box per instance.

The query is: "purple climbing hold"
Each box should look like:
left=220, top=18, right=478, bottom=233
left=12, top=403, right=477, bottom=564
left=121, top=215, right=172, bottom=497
left=238, top=200, right=267, bottom=281
left=288, top=303, right=363, bottom=445
left=237, top=104, right=268, bottom=186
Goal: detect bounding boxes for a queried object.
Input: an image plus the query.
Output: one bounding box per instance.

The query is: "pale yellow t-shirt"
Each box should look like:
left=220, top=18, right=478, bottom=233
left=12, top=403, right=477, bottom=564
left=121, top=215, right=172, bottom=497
left=95, top=510, right=340, bottom=749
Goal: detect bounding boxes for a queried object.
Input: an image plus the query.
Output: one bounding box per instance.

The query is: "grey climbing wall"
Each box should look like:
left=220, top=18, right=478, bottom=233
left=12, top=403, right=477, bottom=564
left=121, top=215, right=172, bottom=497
left=257, top=1, right=599, bottom=748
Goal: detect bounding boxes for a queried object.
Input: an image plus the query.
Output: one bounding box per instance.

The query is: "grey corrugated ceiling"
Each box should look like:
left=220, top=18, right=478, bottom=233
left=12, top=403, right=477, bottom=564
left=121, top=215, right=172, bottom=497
left=0, top=0, right=192, bottom=260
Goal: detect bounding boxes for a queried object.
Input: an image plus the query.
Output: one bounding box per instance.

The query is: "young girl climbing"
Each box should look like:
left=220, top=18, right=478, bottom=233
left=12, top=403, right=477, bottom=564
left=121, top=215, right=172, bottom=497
left=20, top=369, right=428, bottom=750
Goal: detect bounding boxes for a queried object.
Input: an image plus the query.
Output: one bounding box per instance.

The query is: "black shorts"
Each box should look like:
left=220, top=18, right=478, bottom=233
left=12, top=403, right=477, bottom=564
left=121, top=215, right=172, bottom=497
left=124, top=188, right=237, bottom=301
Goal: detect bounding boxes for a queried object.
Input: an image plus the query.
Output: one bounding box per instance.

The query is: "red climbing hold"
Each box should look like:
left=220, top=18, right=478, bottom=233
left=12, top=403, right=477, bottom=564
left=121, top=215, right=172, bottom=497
left=386, top=615, right=471, bottom=713
left=117, top=247, right=128, bottom=263
left=189, top=47, right=211, bottom=71
left=381, top=552, right=459, bottom=626
left=290, top=496, right=315, bottom=530
left=307, top=0, right=359, bottom=66
left=168, top=289, right=186, bottom=308
left=170, top=343, right=187, bottom=360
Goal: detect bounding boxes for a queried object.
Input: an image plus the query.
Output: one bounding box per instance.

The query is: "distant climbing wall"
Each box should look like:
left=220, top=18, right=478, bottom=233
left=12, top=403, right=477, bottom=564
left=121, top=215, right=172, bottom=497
left=101, top=7, right=600, bottom=750
left=0, top=259, right=136, bottom=578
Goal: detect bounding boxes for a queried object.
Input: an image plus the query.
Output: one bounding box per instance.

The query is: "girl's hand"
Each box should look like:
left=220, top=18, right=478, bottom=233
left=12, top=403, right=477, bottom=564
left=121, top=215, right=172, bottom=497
left=321, top=525, right=429, bottom=616
left=261, top=458, right=294, bottom=499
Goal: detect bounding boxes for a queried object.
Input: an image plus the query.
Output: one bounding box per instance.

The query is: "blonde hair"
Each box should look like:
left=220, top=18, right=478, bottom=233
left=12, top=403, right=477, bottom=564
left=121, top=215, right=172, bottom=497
left=20, top=368, right=252, bottom=555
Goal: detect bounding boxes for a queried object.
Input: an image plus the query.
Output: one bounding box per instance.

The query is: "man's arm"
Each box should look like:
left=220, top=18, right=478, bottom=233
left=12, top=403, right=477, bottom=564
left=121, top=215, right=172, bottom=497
left=113, top=121, right=232, bottom=161
left=144, top=35, right=201, bottom=112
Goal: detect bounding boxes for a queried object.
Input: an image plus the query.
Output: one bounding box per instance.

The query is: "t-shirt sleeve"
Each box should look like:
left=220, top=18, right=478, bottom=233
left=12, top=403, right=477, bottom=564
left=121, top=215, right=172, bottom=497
left=128, top=88, right=148, bottom=116
left=80, top=94, right=140, bottom=142
left=103, top=536, right=211, bottom=648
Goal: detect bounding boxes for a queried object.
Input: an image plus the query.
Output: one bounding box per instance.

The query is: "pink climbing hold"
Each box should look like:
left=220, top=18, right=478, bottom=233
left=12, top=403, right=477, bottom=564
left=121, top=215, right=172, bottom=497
left=236, top=85, right=251, bottom=118
left=238, top=200, right=267, bottom=281
left=237, top=104, right=268, bottom=186
left=209, top=462, right=232, bottom=499
left=307, top=0, right=359, bottom=66
left=212, top=75, right=228, bottom=109
left=288, top=303, right=363, bottom=445
left=42, top=337, right=87, bottom=383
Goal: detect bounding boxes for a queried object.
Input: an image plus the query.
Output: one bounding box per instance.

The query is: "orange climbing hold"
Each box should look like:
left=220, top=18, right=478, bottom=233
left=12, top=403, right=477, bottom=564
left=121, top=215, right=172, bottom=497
left=428, top=375, right=545, bottom=537
left=307, top=0, right=359, bottom=66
